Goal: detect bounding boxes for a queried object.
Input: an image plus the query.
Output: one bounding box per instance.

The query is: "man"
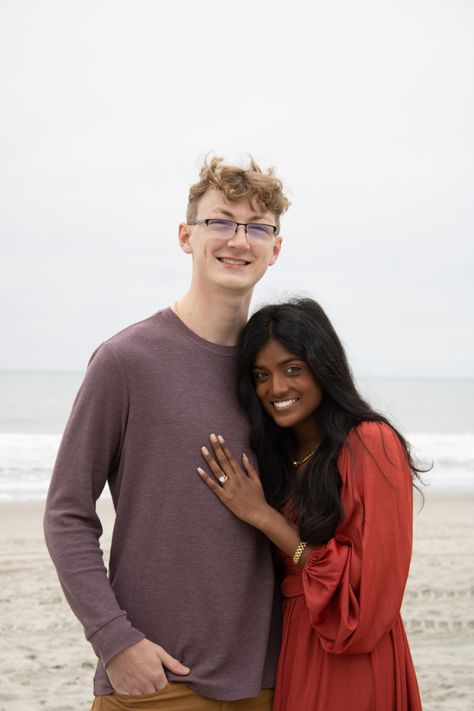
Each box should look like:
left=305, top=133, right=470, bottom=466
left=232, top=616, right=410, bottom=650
left=44, top=156, right=290, bottom=710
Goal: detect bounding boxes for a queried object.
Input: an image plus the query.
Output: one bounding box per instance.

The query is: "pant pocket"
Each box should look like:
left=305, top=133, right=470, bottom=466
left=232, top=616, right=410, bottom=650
left=98, top=684, right=172, bottom=709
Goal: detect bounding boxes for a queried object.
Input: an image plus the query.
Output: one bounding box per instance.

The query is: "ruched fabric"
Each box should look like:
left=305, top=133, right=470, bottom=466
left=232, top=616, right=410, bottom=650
left=272, top=422, right=422, bottom=711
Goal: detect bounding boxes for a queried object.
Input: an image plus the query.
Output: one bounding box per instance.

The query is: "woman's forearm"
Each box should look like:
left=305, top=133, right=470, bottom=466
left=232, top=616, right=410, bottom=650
left=257, top=506, right=314, bottom=566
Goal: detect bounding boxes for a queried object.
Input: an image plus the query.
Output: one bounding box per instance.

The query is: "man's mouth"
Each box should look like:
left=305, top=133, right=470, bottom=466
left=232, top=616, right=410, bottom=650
left=217, top=257, right=251, bottom=266
left=272, top=398, right=298, bottom=410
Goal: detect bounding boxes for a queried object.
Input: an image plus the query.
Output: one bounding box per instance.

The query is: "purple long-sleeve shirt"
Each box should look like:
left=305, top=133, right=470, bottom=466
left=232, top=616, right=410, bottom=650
left=44, top=308, right=280, bottom=699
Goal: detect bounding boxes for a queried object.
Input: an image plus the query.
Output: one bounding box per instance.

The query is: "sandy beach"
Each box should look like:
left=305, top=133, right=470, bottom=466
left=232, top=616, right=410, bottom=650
left=1, top=492, right=472, bottom=711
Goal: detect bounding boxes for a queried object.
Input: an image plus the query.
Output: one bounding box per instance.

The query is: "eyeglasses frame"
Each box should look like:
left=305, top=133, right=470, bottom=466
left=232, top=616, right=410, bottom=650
left=189, top=218, right=278, bottom=239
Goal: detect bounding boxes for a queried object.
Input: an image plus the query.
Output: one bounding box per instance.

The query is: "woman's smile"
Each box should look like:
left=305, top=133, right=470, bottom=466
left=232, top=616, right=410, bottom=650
left=272, top=397, right=299, bottom=410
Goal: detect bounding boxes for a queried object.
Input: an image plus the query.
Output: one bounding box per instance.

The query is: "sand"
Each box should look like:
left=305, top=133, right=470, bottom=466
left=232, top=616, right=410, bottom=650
left=0, top=492, right=473, bottom=711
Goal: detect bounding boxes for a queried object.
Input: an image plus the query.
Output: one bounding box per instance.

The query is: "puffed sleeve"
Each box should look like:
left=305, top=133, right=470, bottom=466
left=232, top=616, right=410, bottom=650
left=302, top=421, right=413, bottom=654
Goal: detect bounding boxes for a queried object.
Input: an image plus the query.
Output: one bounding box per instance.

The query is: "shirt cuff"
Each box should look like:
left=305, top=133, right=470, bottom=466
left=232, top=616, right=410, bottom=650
left=87, top=612, right=146, bottom=668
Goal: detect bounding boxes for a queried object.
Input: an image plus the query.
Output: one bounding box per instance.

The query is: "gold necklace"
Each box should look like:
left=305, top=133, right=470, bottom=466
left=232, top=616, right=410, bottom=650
left=292, top=443, right=320, bottom=467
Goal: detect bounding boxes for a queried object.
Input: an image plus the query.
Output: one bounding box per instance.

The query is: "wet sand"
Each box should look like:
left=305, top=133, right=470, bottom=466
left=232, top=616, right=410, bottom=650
left=0, top=492, right=472, bottom=711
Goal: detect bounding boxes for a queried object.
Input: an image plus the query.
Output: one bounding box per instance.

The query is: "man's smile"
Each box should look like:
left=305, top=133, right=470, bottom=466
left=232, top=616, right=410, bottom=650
left=217, top=256, right=252, bottom=266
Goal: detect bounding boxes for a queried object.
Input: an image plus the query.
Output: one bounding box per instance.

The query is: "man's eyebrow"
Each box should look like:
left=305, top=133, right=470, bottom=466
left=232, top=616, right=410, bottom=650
left=209, top=207, right=267, bottom=221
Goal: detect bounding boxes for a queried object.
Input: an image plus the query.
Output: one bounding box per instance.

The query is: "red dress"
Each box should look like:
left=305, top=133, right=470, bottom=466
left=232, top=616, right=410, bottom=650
left=273, top=422, right=422, bottom=711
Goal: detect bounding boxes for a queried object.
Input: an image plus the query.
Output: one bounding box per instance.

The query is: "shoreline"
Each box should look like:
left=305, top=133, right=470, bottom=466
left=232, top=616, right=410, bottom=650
left=1, top=491, right=473, bottom=710
left=1, top=487, right=469, bottom=525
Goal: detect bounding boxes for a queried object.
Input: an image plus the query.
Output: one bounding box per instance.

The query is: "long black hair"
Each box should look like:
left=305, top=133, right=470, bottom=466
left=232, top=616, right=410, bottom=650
left=237, top=298, right=423, bottom=546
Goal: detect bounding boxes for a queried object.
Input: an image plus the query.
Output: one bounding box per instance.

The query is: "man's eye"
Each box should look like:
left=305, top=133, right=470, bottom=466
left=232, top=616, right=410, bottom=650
left=209, top=219, right=231, bottom=226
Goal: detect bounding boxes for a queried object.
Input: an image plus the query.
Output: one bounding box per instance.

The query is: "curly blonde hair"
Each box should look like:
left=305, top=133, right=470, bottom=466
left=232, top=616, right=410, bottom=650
left=186, top=156, right=290, bottom=234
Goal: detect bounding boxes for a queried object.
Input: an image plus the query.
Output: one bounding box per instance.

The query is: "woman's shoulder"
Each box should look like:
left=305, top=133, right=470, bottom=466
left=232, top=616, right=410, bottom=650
left=347, top=420, right=398, bottom=443
left=338, top=421, right=413, bottom=502
left=342, top=420, right=408, bottom=471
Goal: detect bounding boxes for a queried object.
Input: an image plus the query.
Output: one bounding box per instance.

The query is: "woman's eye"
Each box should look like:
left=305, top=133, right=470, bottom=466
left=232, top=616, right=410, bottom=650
left=253, top=371, right=267, bottom=381
left=286, top=366, right=301, bottom=375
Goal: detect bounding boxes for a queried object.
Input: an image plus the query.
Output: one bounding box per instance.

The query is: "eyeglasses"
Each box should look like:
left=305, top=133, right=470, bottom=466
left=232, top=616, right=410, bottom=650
left=189, top=218, right=277, bottom=242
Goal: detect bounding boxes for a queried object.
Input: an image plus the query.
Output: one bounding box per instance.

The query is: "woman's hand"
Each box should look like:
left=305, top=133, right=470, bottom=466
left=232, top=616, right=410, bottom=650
left=197, top=434, right=271, bottom=529
left=198, top=434, right=313, bottom=563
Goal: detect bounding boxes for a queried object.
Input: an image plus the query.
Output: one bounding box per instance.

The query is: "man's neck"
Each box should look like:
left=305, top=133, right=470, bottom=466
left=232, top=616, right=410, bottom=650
left=174, top=288, right=252, bottom=346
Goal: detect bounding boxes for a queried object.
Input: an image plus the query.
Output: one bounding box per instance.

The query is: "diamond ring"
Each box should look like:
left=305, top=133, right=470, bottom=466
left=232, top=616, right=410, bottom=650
left=218, top=474, right=228, bottom=484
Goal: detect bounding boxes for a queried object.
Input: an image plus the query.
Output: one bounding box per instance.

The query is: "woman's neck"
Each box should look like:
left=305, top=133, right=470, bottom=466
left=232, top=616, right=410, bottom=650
left=294, top=422, right=320, bottom=460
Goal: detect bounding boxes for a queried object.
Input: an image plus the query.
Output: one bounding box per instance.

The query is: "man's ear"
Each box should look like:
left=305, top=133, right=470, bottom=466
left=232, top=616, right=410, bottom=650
left=178, top=223, right=193, bottom=254
left=269, top=235, right=283, bottom=266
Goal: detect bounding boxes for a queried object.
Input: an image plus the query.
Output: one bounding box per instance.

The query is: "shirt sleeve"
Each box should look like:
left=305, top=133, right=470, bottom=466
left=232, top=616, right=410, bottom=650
left=302, top=421, right=414, bottom=655
left=43, top=342, right=145, bottom=667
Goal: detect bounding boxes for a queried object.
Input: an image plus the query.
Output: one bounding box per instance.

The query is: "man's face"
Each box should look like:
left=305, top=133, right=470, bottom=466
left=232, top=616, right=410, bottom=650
left=179, top=188, right=282, bottom=295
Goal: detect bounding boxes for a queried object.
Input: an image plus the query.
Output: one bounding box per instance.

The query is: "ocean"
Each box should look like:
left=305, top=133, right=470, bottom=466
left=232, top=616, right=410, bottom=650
left=0, top=371, right=472, bottom=500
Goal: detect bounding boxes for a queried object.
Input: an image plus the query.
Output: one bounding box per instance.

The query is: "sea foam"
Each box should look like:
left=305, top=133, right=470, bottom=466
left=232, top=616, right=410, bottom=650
left=0, top=431, right=473, bottom=500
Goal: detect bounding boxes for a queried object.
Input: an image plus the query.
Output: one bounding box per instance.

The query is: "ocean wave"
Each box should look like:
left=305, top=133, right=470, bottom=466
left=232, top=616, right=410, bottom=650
left=409, top=433, right=474, bottom=490
left=0, top=431, right=473, bottom=500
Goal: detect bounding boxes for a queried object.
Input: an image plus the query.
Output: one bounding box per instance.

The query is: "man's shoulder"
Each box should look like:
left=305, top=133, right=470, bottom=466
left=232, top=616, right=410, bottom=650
left=87, top=309, right=177, bottom=372
left=104, top=308, right=172, bottom=351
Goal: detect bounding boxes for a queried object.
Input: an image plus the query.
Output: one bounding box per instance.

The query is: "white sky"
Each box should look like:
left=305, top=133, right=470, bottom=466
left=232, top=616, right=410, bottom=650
left=1, top=0, right=473, bottom=377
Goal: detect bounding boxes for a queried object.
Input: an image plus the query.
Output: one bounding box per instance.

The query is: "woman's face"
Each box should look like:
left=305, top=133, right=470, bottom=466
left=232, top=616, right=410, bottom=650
left=252, top=339, right=323, bottom=438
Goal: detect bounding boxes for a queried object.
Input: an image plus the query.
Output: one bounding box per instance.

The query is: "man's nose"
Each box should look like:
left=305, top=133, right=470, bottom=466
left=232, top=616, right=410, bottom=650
left=227, top=224, right=249, bottom=248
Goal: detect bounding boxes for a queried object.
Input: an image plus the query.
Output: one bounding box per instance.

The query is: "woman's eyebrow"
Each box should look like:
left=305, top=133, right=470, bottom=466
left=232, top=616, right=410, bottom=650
left=253, top=358, right=304, bottom=369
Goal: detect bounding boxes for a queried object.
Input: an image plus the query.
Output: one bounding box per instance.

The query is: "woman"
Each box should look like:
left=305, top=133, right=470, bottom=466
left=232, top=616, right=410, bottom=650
left=197, top=298, right=422, bottom=711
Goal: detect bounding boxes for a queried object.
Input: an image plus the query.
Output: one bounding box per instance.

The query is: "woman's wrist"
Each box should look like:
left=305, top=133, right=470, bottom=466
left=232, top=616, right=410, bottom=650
left=257, top=507, right=316, bottom=565
left=253, top=503, right=277, bottom=532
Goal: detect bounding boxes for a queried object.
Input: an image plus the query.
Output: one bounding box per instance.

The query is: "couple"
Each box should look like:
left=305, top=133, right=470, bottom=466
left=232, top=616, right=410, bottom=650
left=44, top=156, right=422, bottom=710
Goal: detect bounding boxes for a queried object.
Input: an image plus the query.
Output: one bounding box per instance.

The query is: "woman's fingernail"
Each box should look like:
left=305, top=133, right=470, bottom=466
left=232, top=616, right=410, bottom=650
left=197, top=467, right=205, bottom=475
left=217, top=435, right=224, bottom=444
left=209, top=433, right=217, bottom=442
left=201, top=446, right=209, bottom=455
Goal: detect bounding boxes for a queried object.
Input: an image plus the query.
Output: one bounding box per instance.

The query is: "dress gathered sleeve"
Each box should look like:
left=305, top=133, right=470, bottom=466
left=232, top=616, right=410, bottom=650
left=43, top=343, right=145, bottom=667
left=302, top=421, right=414, bottom=655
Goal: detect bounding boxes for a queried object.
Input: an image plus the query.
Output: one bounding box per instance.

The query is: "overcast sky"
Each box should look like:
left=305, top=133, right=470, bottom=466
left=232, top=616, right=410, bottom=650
left=1, top=0, right=473, bottom=377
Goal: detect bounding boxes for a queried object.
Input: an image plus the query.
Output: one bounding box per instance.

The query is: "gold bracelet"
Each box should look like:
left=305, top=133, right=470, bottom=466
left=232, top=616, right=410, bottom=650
left=292, top=541, right=308, bottom=565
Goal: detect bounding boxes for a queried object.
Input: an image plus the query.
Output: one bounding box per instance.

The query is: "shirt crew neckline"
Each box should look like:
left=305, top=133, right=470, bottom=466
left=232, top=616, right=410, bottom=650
left=160, top=307, right=239, bottom=357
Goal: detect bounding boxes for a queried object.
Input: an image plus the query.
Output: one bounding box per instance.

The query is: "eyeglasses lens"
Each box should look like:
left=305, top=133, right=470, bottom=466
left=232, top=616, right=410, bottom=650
left=207, top=220, right=273, bottom=241
left=247, top=224, right=273, bottom=239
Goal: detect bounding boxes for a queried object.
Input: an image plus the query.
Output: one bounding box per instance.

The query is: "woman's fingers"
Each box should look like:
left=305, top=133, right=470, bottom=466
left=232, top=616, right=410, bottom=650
left=214, top=436, right=259, bottom=481
left=215, top=435, right=244, bottom=474
left=198, top=439, right=267, bottom=527
left=197, top=466, right=225, bottom=495
left=201, top=434, right=254, bottom=485
left=208, top=434, right=237, bottom=475
left=242, top=452, right=260, bottom=480
left=200, top=446, right=228, bottom=483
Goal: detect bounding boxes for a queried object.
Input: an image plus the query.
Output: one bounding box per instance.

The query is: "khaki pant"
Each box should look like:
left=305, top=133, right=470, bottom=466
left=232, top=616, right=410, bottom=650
left=91, top=683, right=273, bottom=711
